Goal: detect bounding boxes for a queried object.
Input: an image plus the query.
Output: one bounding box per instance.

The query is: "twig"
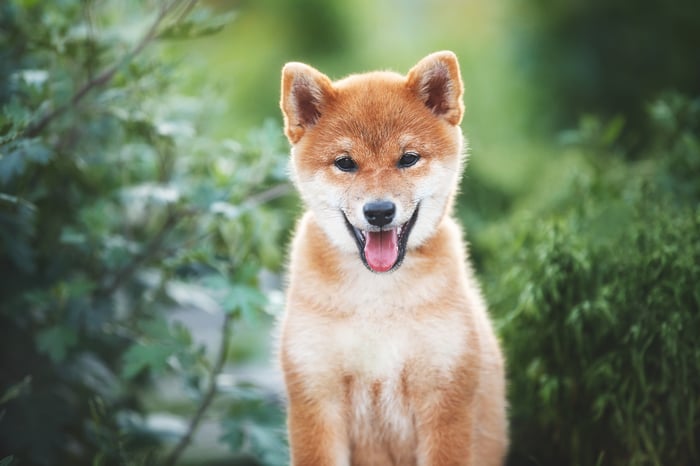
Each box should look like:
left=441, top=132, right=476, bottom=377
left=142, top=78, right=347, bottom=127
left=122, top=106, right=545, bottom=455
left=171, top=0, right=199, bottom=24
left=22, top=0, right=192, bottom=139
left=162, top=311, right=233, bottom=466
left=241, top=182, right=292, bottom=210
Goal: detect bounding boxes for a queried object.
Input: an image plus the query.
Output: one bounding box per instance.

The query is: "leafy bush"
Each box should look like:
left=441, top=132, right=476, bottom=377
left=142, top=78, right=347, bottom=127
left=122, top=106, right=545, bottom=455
left=491, top=94, right=700, bottom=466
left=0, top=1, right=292, bottom=465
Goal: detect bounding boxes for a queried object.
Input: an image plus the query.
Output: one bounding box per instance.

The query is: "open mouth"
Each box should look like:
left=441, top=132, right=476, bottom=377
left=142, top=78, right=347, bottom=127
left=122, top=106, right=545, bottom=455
left=343, top=205, right=420, bottom=273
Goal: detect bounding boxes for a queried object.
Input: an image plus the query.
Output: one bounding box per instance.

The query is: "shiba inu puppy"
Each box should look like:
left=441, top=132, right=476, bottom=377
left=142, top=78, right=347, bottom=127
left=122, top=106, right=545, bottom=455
left=278, top=51, right=508, bottom=466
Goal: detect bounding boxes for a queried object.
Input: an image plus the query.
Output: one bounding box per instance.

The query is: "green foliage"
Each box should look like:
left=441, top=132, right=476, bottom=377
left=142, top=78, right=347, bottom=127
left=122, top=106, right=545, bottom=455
left=121, top=318, right=202, bottom=381
left=512, top=0, right=700, bottom=140
left=491, top=95, right=700, bottom=466
left=0, top=1, right=291, bottom=464
left=219, top=384, right=288, bottom=466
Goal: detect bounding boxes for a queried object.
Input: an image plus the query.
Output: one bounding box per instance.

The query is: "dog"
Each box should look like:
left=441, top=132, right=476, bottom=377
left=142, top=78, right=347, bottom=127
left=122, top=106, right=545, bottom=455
left=278, top=51, right=508, bottom=466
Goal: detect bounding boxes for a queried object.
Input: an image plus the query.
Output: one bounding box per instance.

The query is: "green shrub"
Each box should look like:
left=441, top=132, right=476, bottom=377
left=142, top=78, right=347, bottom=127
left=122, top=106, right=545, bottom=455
left=0, top=1, right=291, bottom=465
left=492, top=95, right=700, bottom=466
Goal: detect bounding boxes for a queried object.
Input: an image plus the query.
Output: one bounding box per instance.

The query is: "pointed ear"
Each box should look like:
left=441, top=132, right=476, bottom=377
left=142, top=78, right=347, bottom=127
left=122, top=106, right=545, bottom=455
left=406, top=51, right=464, bottom=126
left=280, top=62, right=334, bottom=144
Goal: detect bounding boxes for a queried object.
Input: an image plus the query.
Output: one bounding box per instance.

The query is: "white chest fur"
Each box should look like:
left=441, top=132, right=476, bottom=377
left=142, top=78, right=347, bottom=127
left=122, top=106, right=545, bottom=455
left=284, top=304, right=468, bottom=395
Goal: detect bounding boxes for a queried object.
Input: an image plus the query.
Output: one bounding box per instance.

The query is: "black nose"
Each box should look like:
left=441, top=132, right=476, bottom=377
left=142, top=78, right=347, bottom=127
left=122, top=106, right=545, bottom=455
left=363, top=201, right=395, bottom=227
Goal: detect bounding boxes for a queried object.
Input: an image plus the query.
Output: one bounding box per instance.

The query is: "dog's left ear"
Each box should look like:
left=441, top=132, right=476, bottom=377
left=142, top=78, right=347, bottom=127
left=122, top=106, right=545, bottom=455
left=280, top=62, right=335, bottom=144
left=407, top=51, right=464, bottom=126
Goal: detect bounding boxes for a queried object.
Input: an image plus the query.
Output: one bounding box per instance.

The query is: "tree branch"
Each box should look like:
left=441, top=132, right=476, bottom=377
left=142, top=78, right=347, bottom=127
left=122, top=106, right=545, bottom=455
left=242, top=182, right=292, bottom=210
left=22, top=0, right=196, bottom=139
left=162, top=311, right=233, bottom=466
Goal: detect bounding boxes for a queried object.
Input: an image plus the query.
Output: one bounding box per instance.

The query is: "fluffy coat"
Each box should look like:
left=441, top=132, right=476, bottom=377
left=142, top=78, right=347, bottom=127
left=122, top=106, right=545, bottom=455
left=278, top=51, right=508, bottom=466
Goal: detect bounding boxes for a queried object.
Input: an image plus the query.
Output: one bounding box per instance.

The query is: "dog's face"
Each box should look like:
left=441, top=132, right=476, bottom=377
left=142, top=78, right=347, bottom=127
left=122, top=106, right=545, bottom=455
left=281, top=51, right=466, bottom=273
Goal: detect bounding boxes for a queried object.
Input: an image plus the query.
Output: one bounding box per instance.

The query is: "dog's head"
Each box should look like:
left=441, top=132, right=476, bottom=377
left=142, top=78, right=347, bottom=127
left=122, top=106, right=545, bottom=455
left=280, top=51, right=466, bottom=273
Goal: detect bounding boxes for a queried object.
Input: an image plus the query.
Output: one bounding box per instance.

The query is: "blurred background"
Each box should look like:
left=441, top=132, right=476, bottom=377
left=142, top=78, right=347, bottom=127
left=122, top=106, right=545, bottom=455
left=1, top=0, right=699, bottom=465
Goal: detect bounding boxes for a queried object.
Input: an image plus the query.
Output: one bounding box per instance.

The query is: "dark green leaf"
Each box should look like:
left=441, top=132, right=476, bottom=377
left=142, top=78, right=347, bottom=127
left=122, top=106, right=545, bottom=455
left=36, top=326, right=78, bottom=363
left=0, top=376, right=32, bottom=405
left=122, top=342, right=173, bottom=379
left=0, top=139, right=52, bottom=184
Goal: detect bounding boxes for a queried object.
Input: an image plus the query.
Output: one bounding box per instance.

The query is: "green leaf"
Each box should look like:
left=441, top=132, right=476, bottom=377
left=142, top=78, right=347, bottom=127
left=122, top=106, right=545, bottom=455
left=61, top=276, right=96, bottom=300
left=0, top=455, right=15, bottom=466
left=122, top=318, right=197, bottom=379
left=220, top=394, right=287, bottom=463
left=0, top=150, right=25, bottom=185
left=0, top=194, right=37, bottom=272
left=122, top=342, right=173, bottom=379
left=59, top=226, right=87, bottom=245
left=36, top=326, right=78, bottom=363
left=219, top=418, right=244, bottom=451
left=139, top=316, right=173, bottom=340
left=602, top=115, right=625, bottom=146
left=0, top=139, right=52, bottom=185
left=223, top=284, right=266, bottom=320
left=0, top=376, right=31, bottom=405
left=1, top=98, right=32, bottom=132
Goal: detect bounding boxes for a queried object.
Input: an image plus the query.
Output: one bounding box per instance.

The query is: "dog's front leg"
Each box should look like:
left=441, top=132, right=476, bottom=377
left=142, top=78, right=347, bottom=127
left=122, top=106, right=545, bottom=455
left=416, top=402, right=475, bottom=466
left=414, top=369, right=479, bottom=466
left=286, top=394, right=349, bottom=466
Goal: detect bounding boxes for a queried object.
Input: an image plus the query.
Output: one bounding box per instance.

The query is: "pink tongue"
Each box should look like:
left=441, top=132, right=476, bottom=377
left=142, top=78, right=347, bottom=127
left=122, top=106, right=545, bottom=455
left=364, top=229, right=398, bottom=272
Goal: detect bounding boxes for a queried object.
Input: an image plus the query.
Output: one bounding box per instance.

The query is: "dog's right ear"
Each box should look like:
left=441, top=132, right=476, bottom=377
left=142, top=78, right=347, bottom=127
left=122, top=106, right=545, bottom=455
left=280, top=62, right=334, bottom=144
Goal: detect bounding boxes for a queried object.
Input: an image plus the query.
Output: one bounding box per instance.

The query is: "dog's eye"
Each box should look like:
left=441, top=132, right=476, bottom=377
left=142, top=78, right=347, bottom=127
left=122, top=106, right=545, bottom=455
left=334, top=156, right=358, bottom=172
left=398, top=152, right=420, bottom=168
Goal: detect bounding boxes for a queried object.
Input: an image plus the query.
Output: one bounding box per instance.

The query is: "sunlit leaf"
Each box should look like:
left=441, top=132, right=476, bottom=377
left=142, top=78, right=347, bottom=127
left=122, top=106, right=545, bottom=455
left=16, top=69, right=49, bottom=87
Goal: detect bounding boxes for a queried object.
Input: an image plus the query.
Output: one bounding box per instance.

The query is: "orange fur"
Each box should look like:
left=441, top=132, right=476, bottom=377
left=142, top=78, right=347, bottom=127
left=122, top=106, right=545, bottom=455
left=278, top=51, right=508, bottom=466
